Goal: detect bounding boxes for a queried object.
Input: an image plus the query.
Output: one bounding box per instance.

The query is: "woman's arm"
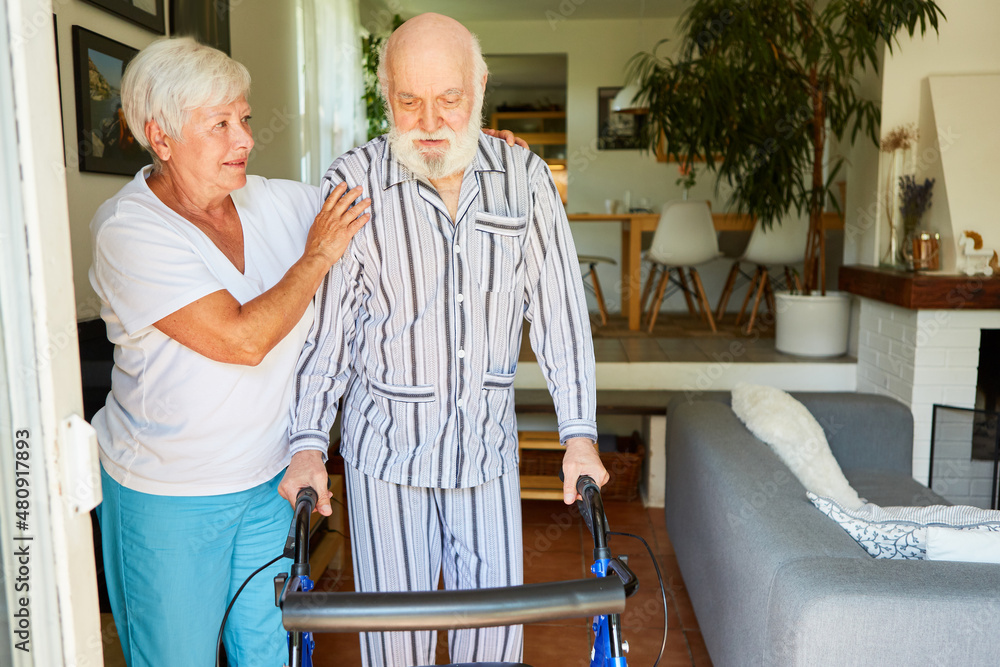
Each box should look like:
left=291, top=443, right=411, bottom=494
left=153, top=182, right=369, bottom=365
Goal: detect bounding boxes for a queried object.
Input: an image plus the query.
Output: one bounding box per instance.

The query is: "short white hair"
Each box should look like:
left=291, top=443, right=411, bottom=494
left=121, top=37, right=250, bottom=159
left=376, top=30, right=488, bottom=103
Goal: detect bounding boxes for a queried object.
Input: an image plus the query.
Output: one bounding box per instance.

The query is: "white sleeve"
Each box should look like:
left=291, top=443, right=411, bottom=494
left=91, top=216, right=225, bottom=336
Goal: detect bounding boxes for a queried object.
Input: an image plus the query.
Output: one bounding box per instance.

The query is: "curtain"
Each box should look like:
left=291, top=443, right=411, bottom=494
left=297, top=0, right=365, bottom=185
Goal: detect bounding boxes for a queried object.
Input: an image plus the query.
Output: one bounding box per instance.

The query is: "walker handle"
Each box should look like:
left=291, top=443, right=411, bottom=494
left=282, top=578, right=626, bottom=632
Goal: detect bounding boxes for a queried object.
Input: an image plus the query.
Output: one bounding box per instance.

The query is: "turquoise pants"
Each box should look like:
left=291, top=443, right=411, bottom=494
left=99, top=465, right=292, bottom=667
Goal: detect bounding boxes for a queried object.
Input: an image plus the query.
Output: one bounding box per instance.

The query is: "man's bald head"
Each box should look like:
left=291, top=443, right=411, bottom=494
left=378, top=13, right=489, bottom=180
left=377, top=13, right=488, bottom=105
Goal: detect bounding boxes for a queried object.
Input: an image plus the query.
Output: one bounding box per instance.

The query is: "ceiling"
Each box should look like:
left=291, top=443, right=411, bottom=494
left=359, top=0, right=688, bottom=24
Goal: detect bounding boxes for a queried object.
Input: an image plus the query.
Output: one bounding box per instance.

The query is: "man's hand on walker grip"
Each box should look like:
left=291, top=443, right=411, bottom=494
left=561, top=437, right=610, bottom=505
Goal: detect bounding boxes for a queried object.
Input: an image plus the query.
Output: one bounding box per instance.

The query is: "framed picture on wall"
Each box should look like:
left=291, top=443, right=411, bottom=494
left=597, top=86, right=647, bottom=150
left=81, top=0, right=165, bottom=34
left=71, top=27, right=152, bottom=176
left=171, top=0, right=231, bottom=55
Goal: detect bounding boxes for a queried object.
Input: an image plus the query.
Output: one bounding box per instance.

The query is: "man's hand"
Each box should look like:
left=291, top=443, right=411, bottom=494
left=278, top=450, right=333, bottom=516
left=482, top=128, right=530, bottom=150
left=561, top=437, right=610, bottom=505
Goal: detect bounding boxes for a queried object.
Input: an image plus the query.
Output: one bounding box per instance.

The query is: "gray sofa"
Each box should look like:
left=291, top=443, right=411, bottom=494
left=665, top=392, right=1000, bottom=667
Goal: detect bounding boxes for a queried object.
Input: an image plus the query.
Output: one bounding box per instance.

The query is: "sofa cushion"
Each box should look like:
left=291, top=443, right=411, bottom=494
left=732, top=383, right=863, bottom=508
left=843, top=469, right=946, bottom=507
left=809, top=492, right=1000, bottom=560
left=926, top=527, right=1000, bottom=563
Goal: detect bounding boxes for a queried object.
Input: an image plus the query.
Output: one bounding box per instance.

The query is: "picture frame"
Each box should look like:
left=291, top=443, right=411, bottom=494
left=71, top=26, right=151, bottom=176
left=171, top=0, right=231, bottom=55
left=597, top=86, right=647, bottom=151
left=80, top=0, right=165, bottom=35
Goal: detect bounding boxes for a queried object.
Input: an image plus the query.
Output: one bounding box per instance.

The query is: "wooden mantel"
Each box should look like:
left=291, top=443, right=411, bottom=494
left=839, top=265, right=1000, bottom=310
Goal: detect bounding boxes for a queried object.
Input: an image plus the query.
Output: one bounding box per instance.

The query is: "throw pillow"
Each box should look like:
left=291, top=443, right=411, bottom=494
left=731, top=383, right=863, bottom=508
left=926, top=526, right=1000, bottom=564
left=809, top=492, right=1000, bottom=560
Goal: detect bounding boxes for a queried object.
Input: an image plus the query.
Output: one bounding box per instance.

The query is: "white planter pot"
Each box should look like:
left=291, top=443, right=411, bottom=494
left=774, top=291, right=852, bottom=357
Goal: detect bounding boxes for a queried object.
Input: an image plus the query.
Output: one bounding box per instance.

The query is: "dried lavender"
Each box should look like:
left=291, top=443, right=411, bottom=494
left=898, top=175, right=934, bottom=233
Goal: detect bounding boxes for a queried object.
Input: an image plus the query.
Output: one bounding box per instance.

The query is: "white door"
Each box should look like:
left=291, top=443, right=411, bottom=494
left=1, top=1, right=103, bottom=665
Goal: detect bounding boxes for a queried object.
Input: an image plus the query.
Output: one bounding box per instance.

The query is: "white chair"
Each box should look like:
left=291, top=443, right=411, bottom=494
left=715, top=212, right=809, bottom=333
left=578, top=254, right=617, bottom=326
left=640, top=201, right=722, bottom=333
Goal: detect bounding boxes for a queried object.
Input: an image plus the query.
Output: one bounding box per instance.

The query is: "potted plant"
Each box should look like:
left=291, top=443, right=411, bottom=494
left=626, top=0, right=945, bottom=355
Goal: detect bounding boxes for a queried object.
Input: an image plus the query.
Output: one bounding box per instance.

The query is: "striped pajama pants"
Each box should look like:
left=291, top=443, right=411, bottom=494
left=345, top=465, right=524, bottom=667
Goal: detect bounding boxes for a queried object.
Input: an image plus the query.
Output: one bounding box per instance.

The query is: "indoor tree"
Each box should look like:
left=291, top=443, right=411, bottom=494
left=627, top=0, right=945, bottom=294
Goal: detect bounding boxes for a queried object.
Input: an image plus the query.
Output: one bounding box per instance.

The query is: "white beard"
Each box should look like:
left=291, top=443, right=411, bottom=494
left=387, top=100, right=483, bottom=180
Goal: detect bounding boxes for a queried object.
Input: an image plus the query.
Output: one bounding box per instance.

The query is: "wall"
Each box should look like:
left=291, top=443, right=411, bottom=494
left=846, top=0, right=1000, bottom=271
left=54, top=1, right=163, bottom=322
left=59, top=0, right=303, bottom=322
left=468, top=17, right=757, bottom=315
left=229, top=0, right=303, bottom=181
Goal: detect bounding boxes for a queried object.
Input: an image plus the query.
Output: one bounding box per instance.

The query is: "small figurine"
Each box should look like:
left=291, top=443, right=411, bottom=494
left=958, top=230, right=995, bottom=277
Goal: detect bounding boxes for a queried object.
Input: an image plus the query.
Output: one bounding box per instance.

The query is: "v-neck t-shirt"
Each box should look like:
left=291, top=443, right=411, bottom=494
left=89, top=167, right=322, bottom=496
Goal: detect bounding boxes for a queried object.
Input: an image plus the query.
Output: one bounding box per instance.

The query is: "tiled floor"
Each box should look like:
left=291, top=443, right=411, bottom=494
left=311, top=497, right=712, bottom=667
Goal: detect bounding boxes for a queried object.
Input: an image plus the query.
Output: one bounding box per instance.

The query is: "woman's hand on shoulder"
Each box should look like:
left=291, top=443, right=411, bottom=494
left=483, top=128, right=530, bottom=150
left=305, top=182, right=371, bottom=267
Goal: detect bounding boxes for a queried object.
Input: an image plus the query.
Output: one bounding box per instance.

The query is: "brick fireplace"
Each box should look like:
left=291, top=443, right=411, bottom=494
left=842, top=266, right=1000, bottom=498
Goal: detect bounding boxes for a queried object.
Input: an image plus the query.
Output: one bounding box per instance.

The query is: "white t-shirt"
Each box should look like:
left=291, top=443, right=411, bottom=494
left=89, top=167, right=322, bottom=496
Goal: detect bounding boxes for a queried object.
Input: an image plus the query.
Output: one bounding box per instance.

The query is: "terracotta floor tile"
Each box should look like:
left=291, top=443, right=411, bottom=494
left=648, top=508, right=675, bottom=556
left=686, top=629, right=714, bottom=666
left=672, top=584, right=700, bottom=631
left=523, top=519, right=583, bottom=554
left=521, top=498, right=584, bottom=527
left=312, top=496, right=703, bottom=666
left=608, top=520, right=658, bottom=552
left=522, top=548, right=587, bottom=585
left=312, top=631, right=363, bottom=666
left=523, top=623, right=592, bottom=666
left=622, top=622, right=693, bottom=666
left=619, top=557, right=678, bottom=631
left=603, top=500, right=656, bottom=528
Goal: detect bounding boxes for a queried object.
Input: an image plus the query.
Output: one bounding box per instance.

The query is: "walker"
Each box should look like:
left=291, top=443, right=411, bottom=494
left=273, top=474, right=666, bottom=667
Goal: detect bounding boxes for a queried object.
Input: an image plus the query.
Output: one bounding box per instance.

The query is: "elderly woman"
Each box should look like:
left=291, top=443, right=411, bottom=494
left=88, top=37, right=369, bottom=666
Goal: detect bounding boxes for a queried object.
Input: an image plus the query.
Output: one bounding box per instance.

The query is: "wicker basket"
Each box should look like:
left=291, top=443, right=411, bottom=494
left=519, top=431, right=645, bottom=502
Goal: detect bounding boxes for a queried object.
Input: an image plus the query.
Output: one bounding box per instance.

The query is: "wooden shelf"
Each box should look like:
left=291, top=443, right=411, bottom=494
left=491, top=111, right=567, bottom=203
left=839, top=265, right=1000, bottom=310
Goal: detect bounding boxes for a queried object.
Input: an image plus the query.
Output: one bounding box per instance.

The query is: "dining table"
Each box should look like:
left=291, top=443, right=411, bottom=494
left=567, top=209, right=844, bottom=331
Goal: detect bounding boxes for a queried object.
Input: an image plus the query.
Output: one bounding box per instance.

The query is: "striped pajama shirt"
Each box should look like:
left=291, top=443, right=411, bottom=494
left=290, top=134, right=597, bottom=666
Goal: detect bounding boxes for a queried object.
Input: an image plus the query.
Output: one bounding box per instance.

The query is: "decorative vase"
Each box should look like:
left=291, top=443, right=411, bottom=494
left=900, top=224, right=918, bottom=270
left=911, top=230, right=940, bottom=271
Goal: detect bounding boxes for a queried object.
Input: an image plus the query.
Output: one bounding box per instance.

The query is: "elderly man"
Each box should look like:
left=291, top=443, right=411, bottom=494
left=283, top=12, right=608, bottom=666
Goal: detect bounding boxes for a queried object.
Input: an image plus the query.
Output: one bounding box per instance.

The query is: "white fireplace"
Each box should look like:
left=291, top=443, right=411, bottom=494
left=855, top=297, right=1000, bottom=503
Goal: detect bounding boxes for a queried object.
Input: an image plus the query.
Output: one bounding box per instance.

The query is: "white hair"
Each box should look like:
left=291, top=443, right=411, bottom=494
left=376, top=30, right=489, bottom=105
left=121, top=37, right=250, bottom=164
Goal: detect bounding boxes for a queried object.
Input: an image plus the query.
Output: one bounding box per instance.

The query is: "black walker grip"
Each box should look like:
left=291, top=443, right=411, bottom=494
left=283, top=487, right=319, bottom=560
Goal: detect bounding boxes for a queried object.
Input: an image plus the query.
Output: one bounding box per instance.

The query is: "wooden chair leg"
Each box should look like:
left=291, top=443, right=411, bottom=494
left=716, top=262, right=740, bottom=322
left=792, top=270, right=803, bottom=293
left=746, top=266, right=769, bottom=334
left=689, top=268, right=717, bottom=333
left=763, top=271, right=776, bottom=316
left=736, top=266, right=762, bottom=326
left=589, top=265, right=609, bottom=326
left=646, top=266, right=671, bottom=333
left=677, top=268, right=697, bottom=315
left=640, top=264, right=659, bottom=317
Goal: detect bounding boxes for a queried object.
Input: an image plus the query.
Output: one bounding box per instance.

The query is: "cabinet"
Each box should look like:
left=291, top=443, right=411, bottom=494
left=490, top=111, right=567, bottom=202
